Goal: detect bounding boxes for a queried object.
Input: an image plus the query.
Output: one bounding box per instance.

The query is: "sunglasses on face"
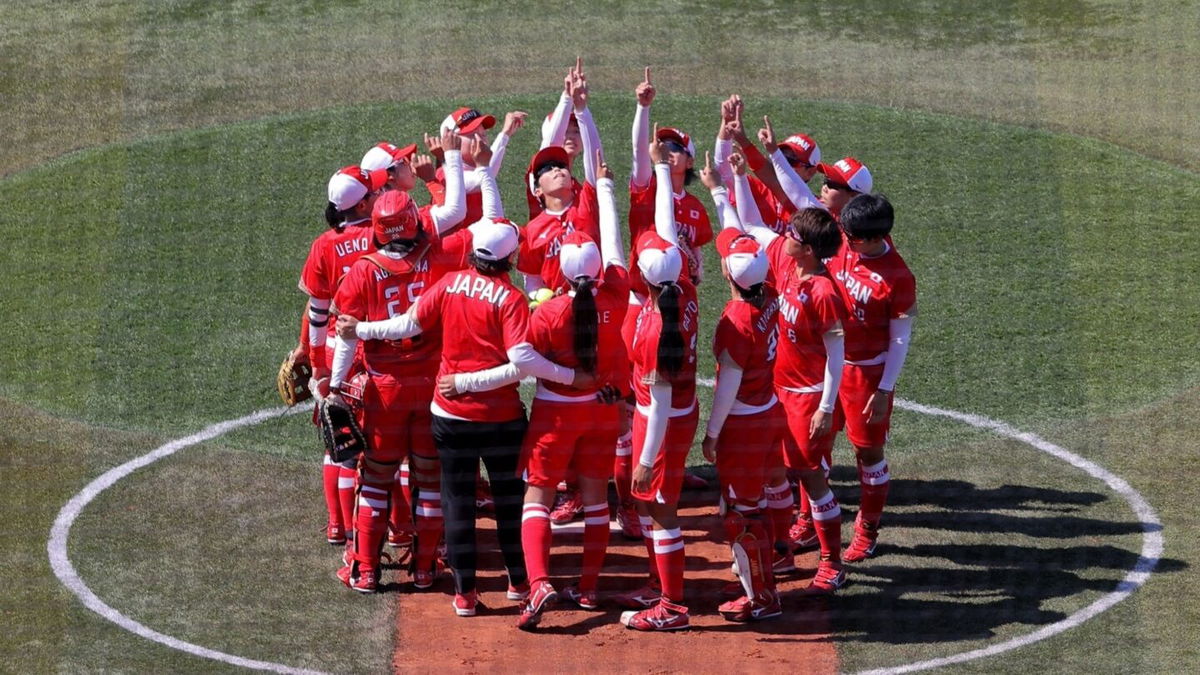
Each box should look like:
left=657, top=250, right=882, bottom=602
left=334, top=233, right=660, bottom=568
left=785, top=225, right=805, bottom=243
left=824, top=179, right=852, bottom=192
left=534, top=161, right=569, bottom=182
left=662, top=140, right=688, bottom=155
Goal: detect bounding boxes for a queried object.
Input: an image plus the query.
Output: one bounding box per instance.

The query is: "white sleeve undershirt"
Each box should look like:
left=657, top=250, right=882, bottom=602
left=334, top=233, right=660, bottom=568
left=705, top=353, right=743, bottom=438
left=330, top=335, right=354, bottom=389
left=597, top=177, right=626, bottom=269
left=878, top=316, right=914, bottom=392
left=429, top=150, right=465, bottom=234
left=631, top=103, right=652, bottom=188
left=306, top=297, right=330, bottom=353
left=507, top=342, right=575, bottom=385
left=653, top=162, right=681, bottom=248
left=354, top=307, right=422, bottom=341
left=478, top=164, right=503, bottom=220
left=454, top=362, right=522, bottom=393
left=768, top=149, right=826, bottom=213
left=487, top=131, right=511, bottom=178
left=733, top=172, right=767, bottom=228
left=713, top=137, right=735, bottom=187
left=708, top=186, right=743, bottom=232
left=576, top=105, right=601, bottom=186
left=542, top=92, right=572, bottom=150
left=639, top=381, right=673, bottom=468
left=819, top=329, right=845, bottom=414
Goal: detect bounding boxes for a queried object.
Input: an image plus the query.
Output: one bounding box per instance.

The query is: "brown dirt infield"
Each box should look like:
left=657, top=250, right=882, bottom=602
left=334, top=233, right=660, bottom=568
left=391, top=487, right=839, bottom=674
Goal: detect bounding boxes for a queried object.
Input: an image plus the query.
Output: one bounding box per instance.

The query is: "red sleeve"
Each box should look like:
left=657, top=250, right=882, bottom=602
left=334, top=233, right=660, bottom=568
left=426, top=170, right=446, bottom=206
left=299, top=309, right=310, bottom=346
left=333, top=262, right=369, bottom=320
left=889, top=267, right=917, bottom=318
left=499, top=286, right=532, bottom=350
left=576, top=182, right=600, bottom=239
left=299, top=236, right=326, bottom=298
left=516, top=228, right=543, bottom=276
left=527, top=303, right=555, bottom=354
left=749, top=176, right=784, bottom=220
left=413, top=275, right=447, bottom=331
left=693, top=205, right=713, bottom=247
left=815, top=283, right=846, bottom=332
left=714, top=313, right=752, bottom=370
left=740, top=142, right=767, bottom=173
left=766, top=236, right=789, bottom=286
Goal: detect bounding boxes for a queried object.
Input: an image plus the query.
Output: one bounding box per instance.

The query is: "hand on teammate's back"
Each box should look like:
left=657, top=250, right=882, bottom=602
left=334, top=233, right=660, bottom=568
left=335, top=315, right=358, bottom=339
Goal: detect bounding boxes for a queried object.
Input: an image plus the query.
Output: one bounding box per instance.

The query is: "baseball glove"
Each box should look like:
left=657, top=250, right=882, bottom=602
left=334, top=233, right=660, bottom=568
left=277, top=351, right=313, bottom=407
left=320, top=397, right=368, bottom=463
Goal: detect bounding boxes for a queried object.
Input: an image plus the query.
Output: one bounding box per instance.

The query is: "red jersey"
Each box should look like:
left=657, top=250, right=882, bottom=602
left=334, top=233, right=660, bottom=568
left=299, top=224, right=375, bottom=301
left=528, top=265, right=630, bottom=398
left=827, top=239, right=916, bottom=362
left=414, top=267, right=530, bottom=422
left=333, top=230, right=472, bottom=375
left=730, top=174, right=792, bottom=235
left=627, top=176, right=712, bottom=297
left=517, top=182, right=600, bottom=292
left=765, top=237, right=847, bottom=389
left=630, top=279, right=699, bottom=410
left=712, top=290, right=780, bottom=407
left=427, top=167, right=481, bottom=234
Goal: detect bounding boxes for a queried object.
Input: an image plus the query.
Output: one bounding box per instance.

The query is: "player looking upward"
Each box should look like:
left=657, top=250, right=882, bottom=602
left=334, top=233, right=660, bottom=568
left=423, top=106, right=528, bottom=230
left=825, top=193, right=916, bottom=563
left=724, top=152, right=851, bottom=595
left=616, top=137, right=701, bottom=632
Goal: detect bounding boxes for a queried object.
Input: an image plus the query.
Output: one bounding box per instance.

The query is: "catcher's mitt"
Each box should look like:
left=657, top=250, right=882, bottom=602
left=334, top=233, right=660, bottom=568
left=320, top=397, right=368, bottom=463
left=277, top=351, right=313, bottom=407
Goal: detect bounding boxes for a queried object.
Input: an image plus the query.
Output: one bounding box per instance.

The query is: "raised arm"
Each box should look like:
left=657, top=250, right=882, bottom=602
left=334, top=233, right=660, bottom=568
left=650, top=129, right=681, bottom=249
left=476, top=145, right=504, bottom=220
left=760, top=115, right=825, bottom=213
left=700, top=151, right=742, bottom=232
left=596, top=152, right=626, bottom=269
left=630, top=67, right=655, bottom=188
left=573, top=64, right=602, bottom=186
left=428, top=129, right=466, bottom=234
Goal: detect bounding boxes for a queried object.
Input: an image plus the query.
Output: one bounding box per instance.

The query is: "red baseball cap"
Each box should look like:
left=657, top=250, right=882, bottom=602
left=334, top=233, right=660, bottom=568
left=360, top=142, right=418, bottom=172
left=328, top=165, right=388, bottom=211
left=817, top=157, right=873, bottom=193
left=441, top=107, right=496, bottom=135
left=778, top=134, right=821, bottom=168
left=656, top=126, right=695, bottom=157
left=716, top=229, right=768, bottom=290
left=526, top=146, right=571, bottom=195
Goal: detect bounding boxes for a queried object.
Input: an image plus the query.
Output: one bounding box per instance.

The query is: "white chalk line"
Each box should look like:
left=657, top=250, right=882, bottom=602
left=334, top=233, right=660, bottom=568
left=855, top=400, right=1164, bottom=675
left=47, top=403, right=328, bottom=675
left=46, top=396, right=1162, bottom=674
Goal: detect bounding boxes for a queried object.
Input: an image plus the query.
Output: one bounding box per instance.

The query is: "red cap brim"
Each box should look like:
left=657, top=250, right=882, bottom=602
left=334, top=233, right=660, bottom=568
left=366, top=169, right=390, bottom=191
left=392, top=143, right=418, bottom=162
left=459, top=114, right=496, bottom=135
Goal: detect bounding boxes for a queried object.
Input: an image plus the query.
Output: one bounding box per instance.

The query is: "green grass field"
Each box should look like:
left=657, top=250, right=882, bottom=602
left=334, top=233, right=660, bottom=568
left=3, top=1, right=1198, bottom=672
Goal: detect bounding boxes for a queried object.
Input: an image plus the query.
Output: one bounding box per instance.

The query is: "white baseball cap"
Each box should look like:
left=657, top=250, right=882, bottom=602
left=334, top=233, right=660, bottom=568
left=716, top=228, right=768, bottom=290
left=559, top=230, right=601, bottom=281
left=360, top=141, right=418, bottom=172
left=328, top=165, right=388, bottom=211
left=635, top=231, right=683, bottom=286
left=468, top=218, right=520, bottom=261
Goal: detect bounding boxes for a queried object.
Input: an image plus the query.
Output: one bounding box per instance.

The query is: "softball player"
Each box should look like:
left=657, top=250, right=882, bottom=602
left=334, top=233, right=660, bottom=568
left=826, top=193, right=915, bottom=563
left=327, top=185, right=474, bottom=593
left=511, top=155, right=629, bottom=630
left=722, top=153, right=851, bottom=594
left=299, top=163, right=388, bottom=546
left=425, top=107, right=528, bottom=230
left=702, top=224, right=786, bottom=621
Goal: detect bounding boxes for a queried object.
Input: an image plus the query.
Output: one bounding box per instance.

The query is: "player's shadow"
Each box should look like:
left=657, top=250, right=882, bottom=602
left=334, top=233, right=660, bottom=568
left=676, top=475, right=1182, bottom=643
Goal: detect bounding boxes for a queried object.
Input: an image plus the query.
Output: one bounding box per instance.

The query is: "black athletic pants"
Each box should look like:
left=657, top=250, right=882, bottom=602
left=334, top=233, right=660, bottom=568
left=432, top=414, right=528, bottom=595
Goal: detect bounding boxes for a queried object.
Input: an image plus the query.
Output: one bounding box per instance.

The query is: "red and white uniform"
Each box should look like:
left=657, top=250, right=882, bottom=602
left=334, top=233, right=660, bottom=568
left=517, top=182, right=600, bottom=293
left=629, top=279, right=700, bottom=504
left=710, top=291, right=788, bottom=503
left=764, top=237, right=848, bottom=470
left=521, top=265, right=629, bottom=485
left=299, top=222, right=375, bottom=370
left=627, top=177, right=712, bottom=298
left=333, top=231, right=472, bottom=461
left=413, top=267, right=530, bottom=422
left=826, top=238, right=916, bottom=448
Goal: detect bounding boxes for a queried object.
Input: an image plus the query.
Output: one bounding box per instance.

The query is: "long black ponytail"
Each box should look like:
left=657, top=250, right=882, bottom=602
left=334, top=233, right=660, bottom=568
left=325, top=201, right=345, bottom=232
left=656, top=282, right=685, bottom=377
left=571, top=278, right=598, bottom=375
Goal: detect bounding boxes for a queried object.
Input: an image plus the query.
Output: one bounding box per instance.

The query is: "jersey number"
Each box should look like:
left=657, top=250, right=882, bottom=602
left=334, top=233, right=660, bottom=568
left=384, top=281, right=425, bottom=318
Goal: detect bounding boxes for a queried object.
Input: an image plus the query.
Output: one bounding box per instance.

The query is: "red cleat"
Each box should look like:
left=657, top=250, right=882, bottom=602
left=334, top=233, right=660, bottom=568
left=561, top=584, right=599, bottom=610
left=613, top=581, right=662, bottom=609
left=516, top=580, right=558, bottom=631
left=620, top=599, right=690, bottom=631
left=453, top=590, right=479, bottom=617
left=549, top=489, right=583, bottom=525
left=803, top=558, right=847, bottom=595
left=336, top=565, right=377, bottom=594
left=789, top=518, right=818, bottom=549
left=615, top=502, right=642, bottom=540
left=326, top=522, right=346, bottom=546
left=843, top=521, right=879, bottom=563
left=719, top=591, right=782, bottom=622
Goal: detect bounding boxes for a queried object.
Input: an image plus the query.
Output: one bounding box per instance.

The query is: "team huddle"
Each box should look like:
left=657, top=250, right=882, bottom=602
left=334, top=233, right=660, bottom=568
left=288, top=61, right=916, bottom=632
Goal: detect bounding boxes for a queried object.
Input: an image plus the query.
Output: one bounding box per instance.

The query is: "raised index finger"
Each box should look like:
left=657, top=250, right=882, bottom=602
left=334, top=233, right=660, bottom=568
left=644, top=66, right=651, bottom=84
